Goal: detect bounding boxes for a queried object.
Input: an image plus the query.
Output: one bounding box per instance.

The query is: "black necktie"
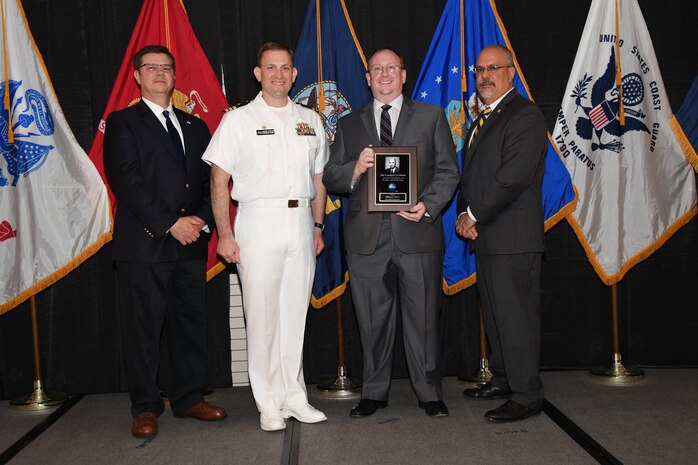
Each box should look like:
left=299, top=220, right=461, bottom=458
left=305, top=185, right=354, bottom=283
left=380, top=104, right=393, bottom=147
left=163, top=110, right=185, bottom=158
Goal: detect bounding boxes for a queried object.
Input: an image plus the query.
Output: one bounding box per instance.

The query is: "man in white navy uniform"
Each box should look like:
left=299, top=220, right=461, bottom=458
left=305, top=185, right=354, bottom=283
left=203, top=42, right=328, bottom=432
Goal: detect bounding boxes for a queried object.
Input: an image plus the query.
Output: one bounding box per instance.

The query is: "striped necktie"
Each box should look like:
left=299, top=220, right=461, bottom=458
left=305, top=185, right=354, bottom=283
left=380, top=104, right=393, bottom=147
left=163, top=110, right=185, bottom=158
left=471, top=106, right=491, bottom=142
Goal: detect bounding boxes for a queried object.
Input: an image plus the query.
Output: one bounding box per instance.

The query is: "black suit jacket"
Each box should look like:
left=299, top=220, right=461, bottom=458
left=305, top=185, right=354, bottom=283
left=323, top=97, right=459, bottom=255
left=104, top=100, right=213, bottom=262
left=457, top=90, right=547, bottom=254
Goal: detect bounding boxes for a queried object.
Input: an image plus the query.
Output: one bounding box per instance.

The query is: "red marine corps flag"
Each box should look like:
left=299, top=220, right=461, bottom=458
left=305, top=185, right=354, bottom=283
left=87, top=0, right=232, bottom=280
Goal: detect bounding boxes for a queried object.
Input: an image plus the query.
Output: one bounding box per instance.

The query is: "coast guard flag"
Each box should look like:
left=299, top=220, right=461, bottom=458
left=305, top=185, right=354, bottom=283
left=87, top=0, right=232, bottom=281
left=675, top=75, right=698, bottom=171
left=413, top=0, right=576, bottom=295
left=0, top=0, right=111, bottom=314
left=292, top=0, right=371, bottom=308
left=552, top=0, right=697, bottom=285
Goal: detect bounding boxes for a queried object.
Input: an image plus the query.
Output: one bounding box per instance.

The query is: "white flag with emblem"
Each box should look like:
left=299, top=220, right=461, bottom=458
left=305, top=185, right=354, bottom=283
left=0, top=0, right=111, bottom=313
left=552, top=0, right=697, bottom=285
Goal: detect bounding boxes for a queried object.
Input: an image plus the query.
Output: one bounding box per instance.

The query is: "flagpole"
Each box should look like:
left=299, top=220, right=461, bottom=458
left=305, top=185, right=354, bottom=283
left=10, top=296, right=67, bottom=411
left=317, top=298, right=361, bottom=398
left=590, top=283, right=644, bottom=383
left=459, top=300, right=492, bottom=384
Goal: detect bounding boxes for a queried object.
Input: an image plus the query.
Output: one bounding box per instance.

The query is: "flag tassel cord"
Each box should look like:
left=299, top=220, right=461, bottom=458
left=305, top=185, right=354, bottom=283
left=315, top=0, right=325, bottom=112
left=459, top=0, right=466, bottom=121
left=339, top=0, right=367, bottom=68
left=1, top=0, right=14, bottom=143
left=615, top=0, right=625, bottom=126
left=163, top=0, right=171, bottom=50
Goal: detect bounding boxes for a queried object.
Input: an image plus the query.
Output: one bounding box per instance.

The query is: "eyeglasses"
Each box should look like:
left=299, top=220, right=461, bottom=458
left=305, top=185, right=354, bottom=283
left=138, top=63, right=175, bottom=73
left=368, top=64, right=402, bottom=75
left=474, top=64, right=512, bottom=74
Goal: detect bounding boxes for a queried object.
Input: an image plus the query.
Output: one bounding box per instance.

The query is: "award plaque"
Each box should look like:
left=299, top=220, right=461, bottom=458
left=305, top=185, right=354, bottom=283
left=367, top=146, right=418, bottom=212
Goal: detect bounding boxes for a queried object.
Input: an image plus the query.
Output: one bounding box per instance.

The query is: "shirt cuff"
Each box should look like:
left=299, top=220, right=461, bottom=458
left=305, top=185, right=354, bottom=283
left=467, top=207, right=477, bottom=222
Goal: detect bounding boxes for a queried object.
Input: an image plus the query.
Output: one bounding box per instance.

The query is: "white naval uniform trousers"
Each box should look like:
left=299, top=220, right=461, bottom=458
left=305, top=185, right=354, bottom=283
left=235, top=198, right=315, bottom=412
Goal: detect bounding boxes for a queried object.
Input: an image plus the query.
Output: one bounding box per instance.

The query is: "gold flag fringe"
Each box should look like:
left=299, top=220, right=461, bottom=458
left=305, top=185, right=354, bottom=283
left=566, top=205, right=697, bottom=287
left=670, top=116, right=698, bottom=172
left=0, top=231, right=112, bottom=315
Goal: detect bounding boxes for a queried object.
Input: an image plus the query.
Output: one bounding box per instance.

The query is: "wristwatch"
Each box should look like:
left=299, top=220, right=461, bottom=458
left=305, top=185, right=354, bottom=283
left=314, top=222, right=325, bottom=232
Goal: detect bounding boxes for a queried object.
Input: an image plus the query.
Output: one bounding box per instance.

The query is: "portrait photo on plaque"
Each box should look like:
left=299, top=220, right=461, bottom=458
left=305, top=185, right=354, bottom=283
left=367, top=146, right=418, bottom=212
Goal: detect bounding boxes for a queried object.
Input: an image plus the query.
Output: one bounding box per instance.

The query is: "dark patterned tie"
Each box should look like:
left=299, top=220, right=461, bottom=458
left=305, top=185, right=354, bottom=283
left=380, top=104, right=393, bottom=147
left=163, top=110, right=185, bottom=158
left=471, top=106, right=491, bottom=144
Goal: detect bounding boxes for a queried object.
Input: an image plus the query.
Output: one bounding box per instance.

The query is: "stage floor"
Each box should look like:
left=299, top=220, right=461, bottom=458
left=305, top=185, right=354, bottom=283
left=2, top=369, right=697, bottom=464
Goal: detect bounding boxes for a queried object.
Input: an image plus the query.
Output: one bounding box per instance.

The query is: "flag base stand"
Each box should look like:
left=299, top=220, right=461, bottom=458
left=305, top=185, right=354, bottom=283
left=316, top=299, right=361, bottom=399
left=317, top=366, right=361, bottom=399
left=458, top=358, right=492, bottom=384
left=590, top=286, right=645, bottom=384
left=10, top=296, right=68, bottom=411
left=589, top=353, right=644, bottom=384
left=459, top=302, right=491, bottom=385
left=10, top=380, right=67, bottom=411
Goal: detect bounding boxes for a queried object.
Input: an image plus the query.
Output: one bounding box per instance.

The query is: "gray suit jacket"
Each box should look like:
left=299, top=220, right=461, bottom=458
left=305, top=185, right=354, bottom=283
left=457, top=90, right=547, bottom=254
left=323, top=97, right=459, bottom=255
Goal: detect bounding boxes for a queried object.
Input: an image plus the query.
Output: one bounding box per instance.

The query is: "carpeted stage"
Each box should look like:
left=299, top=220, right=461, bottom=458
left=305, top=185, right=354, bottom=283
left=2, top=369, right=696, bottom=464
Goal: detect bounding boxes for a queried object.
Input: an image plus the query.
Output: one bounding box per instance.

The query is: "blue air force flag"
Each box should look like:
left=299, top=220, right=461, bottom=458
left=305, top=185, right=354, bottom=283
left=552, top=0, right=697, bottom=285
left=292, top=0, right=372, bottom=308
left=412, top=0, right=576, bottom=295
left=0, top=0, right=111, bottom=313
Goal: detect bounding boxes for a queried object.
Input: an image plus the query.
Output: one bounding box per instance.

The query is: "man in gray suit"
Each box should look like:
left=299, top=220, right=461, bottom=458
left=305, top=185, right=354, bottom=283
left=323, top=48, right=459, bottom=418
left=456, top=45, right=547, bottom=422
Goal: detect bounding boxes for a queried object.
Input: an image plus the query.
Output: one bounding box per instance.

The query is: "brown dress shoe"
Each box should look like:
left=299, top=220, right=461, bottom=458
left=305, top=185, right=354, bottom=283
left=174, top=401, right=227, bottom=421
left=132, top=412, right=158, bottom=438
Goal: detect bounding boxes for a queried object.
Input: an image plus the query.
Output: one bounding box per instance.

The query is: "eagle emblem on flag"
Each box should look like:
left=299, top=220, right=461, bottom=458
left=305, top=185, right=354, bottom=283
left=0, top=80, right=55, bottom=187
left=571, top=46, right=649, bottom=153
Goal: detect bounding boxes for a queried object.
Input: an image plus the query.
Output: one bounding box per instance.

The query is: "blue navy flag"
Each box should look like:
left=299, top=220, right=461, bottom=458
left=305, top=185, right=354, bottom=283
left=676, top=75, right=698, bottom=172
left=412, top=0, right=577, bottom=295
left=292, top=0, right=372, bottom=308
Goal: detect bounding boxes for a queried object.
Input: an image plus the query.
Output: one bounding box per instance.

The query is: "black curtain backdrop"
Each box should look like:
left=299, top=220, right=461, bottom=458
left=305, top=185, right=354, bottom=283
left=1, top=0, right=697, bottom=399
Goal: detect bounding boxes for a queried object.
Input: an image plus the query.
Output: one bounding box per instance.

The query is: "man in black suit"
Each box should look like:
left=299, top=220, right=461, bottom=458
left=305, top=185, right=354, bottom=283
left=104, top=45, right=226, bottom=438
left=456, top=45, right=547, bottom=422
left=323, top=48, right=459, bottom=418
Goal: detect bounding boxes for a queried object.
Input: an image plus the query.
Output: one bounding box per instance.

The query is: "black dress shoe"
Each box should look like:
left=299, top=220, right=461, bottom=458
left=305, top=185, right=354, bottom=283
left=418, top=400, right=449, bottom=417
left=463, top=382, right=511, bottom=399
left=485, top=400, right=541, bottom=422
left=350, top=399, right=387, bottom=417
